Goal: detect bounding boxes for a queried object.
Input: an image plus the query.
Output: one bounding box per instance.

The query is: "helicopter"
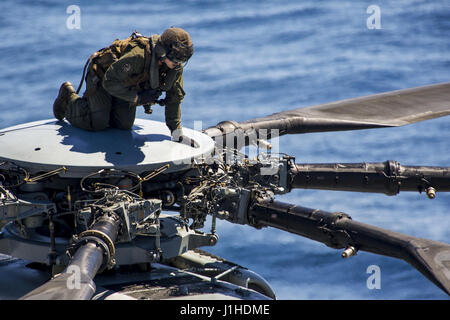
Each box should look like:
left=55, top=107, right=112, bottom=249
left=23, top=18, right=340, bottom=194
left=0, top=81, right=449, bottom=300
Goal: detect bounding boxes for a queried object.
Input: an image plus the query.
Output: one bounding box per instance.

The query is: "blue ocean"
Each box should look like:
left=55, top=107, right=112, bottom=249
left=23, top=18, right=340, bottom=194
left=0, top=0, right=449, bottom=299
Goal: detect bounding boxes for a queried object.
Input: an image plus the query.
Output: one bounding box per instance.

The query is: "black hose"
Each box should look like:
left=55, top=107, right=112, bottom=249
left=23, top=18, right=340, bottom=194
left=76, top=54, right=98, bottom=94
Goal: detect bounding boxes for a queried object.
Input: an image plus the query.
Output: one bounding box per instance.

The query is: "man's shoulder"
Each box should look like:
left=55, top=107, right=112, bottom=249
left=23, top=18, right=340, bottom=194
left=108, top=44, right=145, bottom=76
left=121, top=43, right=146, bottom=60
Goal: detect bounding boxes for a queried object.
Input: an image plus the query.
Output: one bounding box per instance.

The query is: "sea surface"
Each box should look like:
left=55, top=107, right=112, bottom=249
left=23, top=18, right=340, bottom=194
left=0, top=0, right=449, bottom=299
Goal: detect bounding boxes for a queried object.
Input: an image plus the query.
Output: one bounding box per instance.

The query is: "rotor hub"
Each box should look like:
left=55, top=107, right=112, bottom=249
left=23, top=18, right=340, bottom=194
left=0, top=119, right=214, bottom=178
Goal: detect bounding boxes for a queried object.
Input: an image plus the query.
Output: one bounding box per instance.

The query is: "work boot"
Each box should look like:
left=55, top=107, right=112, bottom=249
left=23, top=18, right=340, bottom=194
left=53, top=82, right=76, bottom=120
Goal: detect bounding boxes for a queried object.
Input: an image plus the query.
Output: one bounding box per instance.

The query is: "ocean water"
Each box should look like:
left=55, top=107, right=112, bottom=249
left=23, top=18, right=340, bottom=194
left=0, top=0, right=449, bottom=299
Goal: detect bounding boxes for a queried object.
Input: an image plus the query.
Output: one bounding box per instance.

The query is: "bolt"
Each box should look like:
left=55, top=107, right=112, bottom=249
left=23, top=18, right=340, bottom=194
left=426, top=187, right=436, bottom=199
left=342, top=246, right=357, bottom=258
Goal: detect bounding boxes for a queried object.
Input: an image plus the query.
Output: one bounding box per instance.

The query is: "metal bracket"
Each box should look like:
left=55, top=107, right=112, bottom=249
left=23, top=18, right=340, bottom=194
left=211, top=265, right=239, bottom=283
left=236, top=189, right=251, bottom=225
left=1, top=195, right=56, bottom=222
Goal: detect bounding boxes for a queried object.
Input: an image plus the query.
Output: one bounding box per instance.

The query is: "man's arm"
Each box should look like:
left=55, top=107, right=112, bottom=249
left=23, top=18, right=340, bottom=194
left=164, top=70, right=185, bottom=132
left=102, top=47, right=145, bottom=103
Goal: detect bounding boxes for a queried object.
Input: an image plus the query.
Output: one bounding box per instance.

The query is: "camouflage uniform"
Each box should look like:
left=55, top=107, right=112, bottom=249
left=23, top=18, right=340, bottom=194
left=65, top=37, right=185, bottom=132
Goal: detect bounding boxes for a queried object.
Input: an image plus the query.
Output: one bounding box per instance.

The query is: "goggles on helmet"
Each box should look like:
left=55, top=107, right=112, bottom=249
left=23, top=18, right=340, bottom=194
left=166, top=41, right=193, bottom=64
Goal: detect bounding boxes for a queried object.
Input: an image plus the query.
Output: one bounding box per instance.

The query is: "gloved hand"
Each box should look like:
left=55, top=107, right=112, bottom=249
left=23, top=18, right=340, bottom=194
left=137, top=89, right=162, bottom=105
left=171, top=128, right=199, bottom=148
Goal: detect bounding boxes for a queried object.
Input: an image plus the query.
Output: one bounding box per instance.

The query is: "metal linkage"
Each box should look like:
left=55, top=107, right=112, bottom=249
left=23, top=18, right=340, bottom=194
left=24, top=167, right=67, bottom=183
left=289, top=160, right=450, bottom=197
left=179, top=156, right=288, bottom=227
left=0, top=186, right=56, bottom=224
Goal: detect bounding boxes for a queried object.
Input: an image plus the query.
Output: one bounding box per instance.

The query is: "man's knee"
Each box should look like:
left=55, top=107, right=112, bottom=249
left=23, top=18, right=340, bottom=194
left=110, top=120, right=134, bottom=131
left=90, top=113, right=110, bottom=131
left=109, top=102, right=136, bottom=130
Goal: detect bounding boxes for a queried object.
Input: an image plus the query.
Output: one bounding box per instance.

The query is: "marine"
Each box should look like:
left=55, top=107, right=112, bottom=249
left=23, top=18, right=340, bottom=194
left=53, top=27, right=194, bottom=142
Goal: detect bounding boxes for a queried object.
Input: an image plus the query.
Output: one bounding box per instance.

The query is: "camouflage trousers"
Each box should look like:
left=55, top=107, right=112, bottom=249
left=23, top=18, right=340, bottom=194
left=65, top=73, right=136, bottom=131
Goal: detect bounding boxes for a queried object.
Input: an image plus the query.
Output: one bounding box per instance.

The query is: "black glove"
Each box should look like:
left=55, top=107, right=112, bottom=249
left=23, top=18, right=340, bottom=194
left=137, top=89, right=162, bottom=105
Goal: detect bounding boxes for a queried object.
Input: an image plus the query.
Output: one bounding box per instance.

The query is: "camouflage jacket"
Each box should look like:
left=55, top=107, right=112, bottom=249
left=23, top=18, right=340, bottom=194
left=101, top=39, right=185, bottom=132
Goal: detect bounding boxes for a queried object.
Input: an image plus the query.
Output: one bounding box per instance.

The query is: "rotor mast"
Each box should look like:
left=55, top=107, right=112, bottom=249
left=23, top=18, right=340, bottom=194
left=20, top=213, right=121, bottom=300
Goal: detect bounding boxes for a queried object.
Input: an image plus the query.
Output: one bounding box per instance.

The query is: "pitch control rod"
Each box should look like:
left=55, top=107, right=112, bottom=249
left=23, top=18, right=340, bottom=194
left=289, top=160, right=450, bottom=197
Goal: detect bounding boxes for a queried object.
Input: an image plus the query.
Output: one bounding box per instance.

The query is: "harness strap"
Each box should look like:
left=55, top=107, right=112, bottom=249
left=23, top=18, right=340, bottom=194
left=149, top=35, right=160, bottom=90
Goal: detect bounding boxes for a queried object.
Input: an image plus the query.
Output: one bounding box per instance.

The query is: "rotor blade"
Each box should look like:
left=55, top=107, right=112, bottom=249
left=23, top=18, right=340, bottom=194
left=290, top=160, right=450, bottom=196
left=248, top=200, right=450, bottom=295
left=204, top=82, right=450, bottom=146
left=20, top=214, right=120, bottom=300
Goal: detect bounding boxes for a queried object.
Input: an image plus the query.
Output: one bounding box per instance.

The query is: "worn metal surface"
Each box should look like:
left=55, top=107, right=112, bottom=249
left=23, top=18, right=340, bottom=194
left=0, top=119, right=214, bottom=177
